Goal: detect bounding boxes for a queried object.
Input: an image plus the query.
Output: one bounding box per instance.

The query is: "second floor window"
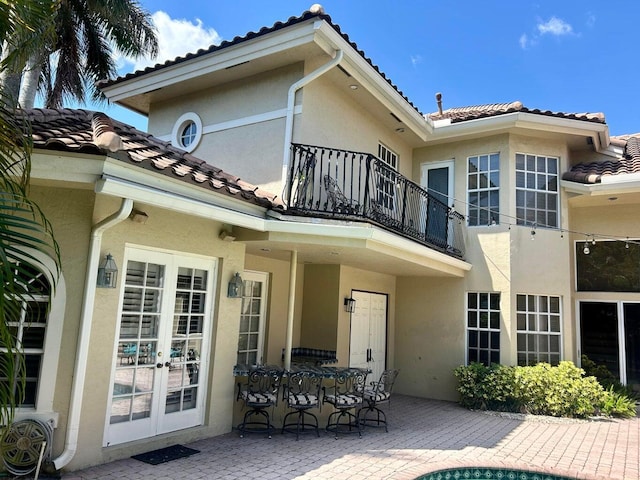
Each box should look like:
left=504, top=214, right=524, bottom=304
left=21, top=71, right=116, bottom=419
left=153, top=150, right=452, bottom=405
left=515, top=153, right=559, bottom=228
left=468, top=153, right=500, bottom=226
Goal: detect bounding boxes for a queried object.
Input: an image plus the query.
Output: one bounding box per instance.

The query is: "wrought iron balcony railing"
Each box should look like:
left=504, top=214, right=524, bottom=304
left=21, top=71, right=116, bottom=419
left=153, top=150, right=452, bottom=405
left=284, top=143, right=466, bottom=259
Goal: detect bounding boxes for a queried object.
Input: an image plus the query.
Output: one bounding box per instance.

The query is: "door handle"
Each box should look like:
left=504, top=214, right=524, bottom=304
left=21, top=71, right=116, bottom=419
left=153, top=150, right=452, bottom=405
left=156, top=363, right=163, bottom=368
left=165, top=362, right=171, bottom=368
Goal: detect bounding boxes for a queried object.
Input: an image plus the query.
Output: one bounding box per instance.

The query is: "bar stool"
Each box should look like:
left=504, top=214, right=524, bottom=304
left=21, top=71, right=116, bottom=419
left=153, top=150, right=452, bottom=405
left=358, top=369, right=399, bottom=432
left=281, top=370, right=322, bottom=440
left=236, top=366, right=283, bottom=438
left=323, top=368, right=368, bottom=438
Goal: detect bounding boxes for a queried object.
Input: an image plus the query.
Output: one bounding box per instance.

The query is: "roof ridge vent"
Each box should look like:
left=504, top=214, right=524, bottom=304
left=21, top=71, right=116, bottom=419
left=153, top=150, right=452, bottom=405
left=309, top=4, right=325, bottom=14
left=92, top=112, right=123, bottom=152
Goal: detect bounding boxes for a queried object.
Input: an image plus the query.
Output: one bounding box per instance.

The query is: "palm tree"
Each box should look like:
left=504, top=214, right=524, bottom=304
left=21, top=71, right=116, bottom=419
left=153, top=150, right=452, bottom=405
left=0, top=1, right=60, bottom=427
left=20, top=0, right=158, bottom=109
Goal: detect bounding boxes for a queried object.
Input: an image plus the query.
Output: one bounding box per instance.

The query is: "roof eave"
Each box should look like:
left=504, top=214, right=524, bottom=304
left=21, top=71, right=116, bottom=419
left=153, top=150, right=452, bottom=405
left=101, top=20, right=321, bottom=113
left=313, top=22, right=431, bottom=139
left=427, top=112, right=609, bottom=149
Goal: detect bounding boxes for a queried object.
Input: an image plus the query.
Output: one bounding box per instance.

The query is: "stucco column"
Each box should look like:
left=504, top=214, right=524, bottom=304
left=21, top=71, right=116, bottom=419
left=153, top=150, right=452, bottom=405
left=283, top=250, right=298, bottom=370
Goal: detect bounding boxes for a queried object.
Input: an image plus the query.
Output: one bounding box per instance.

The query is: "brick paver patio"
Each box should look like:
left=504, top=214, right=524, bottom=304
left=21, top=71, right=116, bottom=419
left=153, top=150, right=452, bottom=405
left=67, top=395, right=639, bottom=479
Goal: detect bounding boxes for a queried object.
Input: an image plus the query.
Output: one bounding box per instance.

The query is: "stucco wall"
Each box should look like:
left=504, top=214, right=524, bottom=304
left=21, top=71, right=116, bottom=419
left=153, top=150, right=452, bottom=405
left=300, top=264, right=340, bottom=350
left=147, top=63, right=304, bottom=194
left=298, top=70, right=414, bottom=179
left=243, top=253, right=305, bottom=365
left=63, top=195, right=246, bottom=470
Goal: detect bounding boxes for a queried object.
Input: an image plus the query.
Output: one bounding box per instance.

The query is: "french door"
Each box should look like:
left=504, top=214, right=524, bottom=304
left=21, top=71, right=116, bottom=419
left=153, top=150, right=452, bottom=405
left=580, top=301, right=640, bottom=391
left=105, top=248, right=216, bottom=446
left=349, top=291, right=387, bottom=382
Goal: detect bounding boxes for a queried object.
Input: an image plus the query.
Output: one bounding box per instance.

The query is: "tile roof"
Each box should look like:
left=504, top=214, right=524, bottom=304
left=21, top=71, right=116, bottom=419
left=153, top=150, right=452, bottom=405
left=24, top=108, right=282, bottom=209
left=563, top=134, right=640, bottom=184
left=97, top=8, right=422, bottom=115
left=428, top=100, right=606, bottom=125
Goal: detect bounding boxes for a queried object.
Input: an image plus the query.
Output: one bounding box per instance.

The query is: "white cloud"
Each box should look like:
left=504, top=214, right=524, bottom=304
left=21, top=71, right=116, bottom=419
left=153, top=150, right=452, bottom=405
left=537, top=16, right=573, bottom=36
left=519, top=34, right=529, bottom=49
left=410, top=54, right=423, bottom=67
left=116, top=11, right=222, bottom=72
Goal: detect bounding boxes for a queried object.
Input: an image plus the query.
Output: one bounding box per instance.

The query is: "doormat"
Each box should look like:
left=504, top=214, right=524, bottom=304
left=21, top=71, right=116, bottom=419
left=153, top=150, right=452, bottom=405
left=131, top=444, right=200, bottom=465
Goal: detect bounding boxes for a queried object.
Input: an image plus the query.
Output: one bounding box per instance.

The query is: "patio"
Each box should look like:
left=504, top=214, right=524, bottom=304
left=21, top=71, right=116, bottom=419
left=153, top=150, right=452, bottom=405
left=66, top=394, right=639, bottom=480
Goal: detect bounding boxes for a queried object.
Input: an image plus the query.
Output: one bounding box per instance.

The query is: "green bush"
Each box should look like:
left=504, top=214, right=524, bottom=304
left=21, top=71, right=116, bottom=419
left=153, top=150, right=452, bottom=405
left=600, top=386, right=637, bottom=418
left=454, top=361, right=636, bottom=418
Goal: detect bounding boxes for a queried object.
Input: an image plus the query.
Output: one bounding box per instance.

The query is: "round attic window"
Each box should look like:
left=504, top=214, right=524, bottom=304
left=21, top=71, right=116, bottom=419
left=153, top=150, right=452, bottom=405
left=171, top=112, right=202, bottom=153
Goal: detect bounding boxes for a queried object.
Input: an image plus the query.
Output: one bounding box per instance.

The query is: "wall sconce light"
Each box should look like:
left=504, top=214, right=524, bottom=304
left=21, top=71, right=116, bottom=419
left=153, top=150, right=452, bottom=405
left=344, top=297, right=356, bottom=313
left=97, top=253, right=118, bottom=288
left=227, top=272, right=244, bottom=298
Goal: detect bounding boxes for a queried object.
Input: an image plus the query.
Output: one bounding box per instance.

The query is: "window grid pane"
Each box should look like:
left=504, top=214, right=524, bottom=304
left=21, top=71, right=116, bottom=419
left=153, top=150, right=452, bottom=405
left=468, top=154, right=500, bottom=226
left=467, top=292, right=500, bottom=366
left=515, top=153, right=559, bottom=228
left=516, top=293, right=562, bottom=366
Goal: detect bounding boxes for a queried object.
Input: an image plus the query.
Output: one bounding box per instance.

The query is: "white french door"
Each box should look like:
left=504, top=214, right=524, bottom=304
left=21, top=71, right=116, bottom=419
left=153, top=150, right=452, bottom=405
left=105, top=247, right=216, bottom=446
left=349, top=291, right=387, bottom=382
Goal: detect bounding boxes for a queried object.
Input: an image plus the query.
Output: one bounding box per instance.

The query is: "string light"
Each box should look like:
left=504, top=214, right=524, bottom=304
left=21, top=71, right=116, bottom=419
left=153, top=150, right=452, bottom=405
left=583, top=237, right=590, bottom=255
left=420, top=184, right=640, bottom=248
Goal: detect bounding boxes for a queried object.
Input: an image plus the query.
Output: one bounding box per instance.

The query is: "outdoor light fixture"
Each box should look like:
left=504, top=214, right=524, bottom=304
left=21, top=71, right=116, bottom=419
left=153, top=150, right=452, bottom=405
left=227, top=272, right=244, bottom=298
left=97, top=253, right=118, bottom=288
left=344, top=297, right=356, bottom=313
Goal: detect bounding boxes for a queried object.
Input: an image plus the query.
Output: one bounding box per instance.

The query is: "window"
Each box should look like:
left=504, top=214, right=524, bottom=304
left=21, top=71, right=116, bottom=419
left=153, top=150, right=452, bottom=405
left=467, top=153, right=499, bottom=226
left=171, top=112, right=202, bottom=153
left=0, top=253, right=64, bottom=411
left=576, top=240, right=640, bottom=292
left=376, top=143, right=398, bottom=210
left=466, top=292, right=500, bottom=365
left=180, top=122, right=197, bottom=148
left=236, top=271, right=268, bottom=366
left=515, top=153, right=559, bottom=228
left=516, top=294, right=561, bottom=366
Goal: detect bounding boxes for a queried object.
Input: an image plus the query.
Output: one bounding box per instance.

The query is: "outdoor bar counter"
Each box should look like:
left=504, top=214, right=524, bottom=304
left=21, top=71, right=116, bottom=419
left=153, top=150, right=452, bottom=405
left=232, top=364, right=370, bottom=434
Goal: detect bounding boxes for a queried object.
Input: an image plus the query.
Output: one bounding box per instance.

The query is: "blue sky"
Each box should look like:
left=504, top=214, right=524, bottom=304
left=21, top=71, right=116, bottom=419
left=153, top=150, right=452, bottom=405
left=104, top=1, right=638, bottom=136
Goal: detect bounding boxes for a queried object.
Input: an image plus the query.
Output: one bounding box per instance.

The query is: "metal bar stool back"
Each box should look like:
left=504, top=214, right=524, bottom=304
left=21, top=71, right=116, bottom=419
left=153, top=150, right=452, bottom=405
left=281, top=370, right=322, bottom=440
left=323, top=368, right=368, bottom=438
left=236, top=366, right=283, bottom=438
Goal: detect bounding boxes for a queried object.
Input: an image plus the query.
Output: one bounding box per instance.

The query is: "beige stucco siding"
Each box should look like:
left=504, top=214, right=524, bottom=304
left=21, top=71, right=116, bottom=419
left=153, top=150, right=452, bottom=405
left=147, top=64, right=304, bottom=194
left=243, top=253, right=305, bottom=365
left=59, top=195, right=246, bottom=470
left=297, top=70, right=414, bottom=179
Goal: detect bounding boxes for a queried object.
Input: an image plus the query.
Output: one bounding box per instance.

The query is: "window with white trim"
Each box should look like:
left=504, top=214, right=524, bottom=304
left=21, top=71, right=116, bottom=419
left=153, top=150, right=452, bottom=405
left=0, top=253, right=64, bottom=411
left=466, top=292, right=500, bottom=365
left=376, top=143, right=398, bottom=210
left=467, top=153, right=500, bottom=226
left=515, top=153, right=559, bottom=228
left=171, top=112, right=203, bottom=153
left=236, top=271, right=268, bottom=366
left=516, top=294, right=561, bottom=366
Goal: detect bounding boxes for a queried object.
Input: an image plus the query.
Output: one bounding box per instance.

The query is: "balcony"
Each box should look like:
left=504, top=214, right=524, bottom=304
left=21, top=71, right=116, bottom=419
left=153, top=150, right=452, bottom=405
left=284, top=144, right=466, bottom=259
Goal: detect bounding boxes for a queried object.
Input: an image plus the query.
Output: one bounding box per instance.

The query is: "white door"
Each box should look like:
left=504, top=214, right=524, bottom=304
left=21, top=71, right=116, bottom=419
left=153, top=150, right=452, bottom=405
left=236, top=271, right=268, bottom=366
left=349, top=291, right=387, bottom=382
left=105, top=248, right=216, bottom=446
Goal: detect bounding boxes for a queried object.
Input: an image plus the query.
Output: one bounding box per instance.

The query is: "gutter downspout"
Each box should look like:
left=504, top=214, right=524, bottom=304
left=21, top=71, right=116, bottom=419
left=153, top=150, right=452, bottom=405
left=53, top=198, right=133, bottom=470
left=281, top=48, right=344, bottom=202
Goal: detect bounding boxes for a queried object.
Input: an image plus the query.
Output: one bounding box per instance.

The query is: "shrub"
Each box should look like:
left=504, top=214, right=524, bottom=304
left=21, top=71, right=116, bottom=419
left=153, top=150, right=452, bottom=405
left=454, top=361, right=635, bottom=418
left=600, top=386, right=638, bottom=418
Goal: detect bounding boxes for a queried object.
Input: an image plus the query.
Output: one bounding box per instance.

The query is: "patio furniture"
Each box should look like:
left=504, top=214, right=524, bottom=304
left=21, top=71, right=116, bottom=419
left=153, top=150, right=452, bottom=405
left=236, top=366, right=283, bottom=438
left=358, top=369, right=399, bottom=432
left=323, top=175, right=360, bottom=214
left=323, top=368, right=368, bottom=438
left=281, top=370, right=322, bottom=440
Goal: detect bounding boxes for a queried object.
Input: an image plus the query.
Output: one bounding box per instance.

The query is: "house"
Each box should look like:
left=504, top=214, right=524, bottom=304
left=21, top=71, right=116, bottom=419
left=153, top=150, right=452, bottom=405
left=5, top=4, right=640, bottom=474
